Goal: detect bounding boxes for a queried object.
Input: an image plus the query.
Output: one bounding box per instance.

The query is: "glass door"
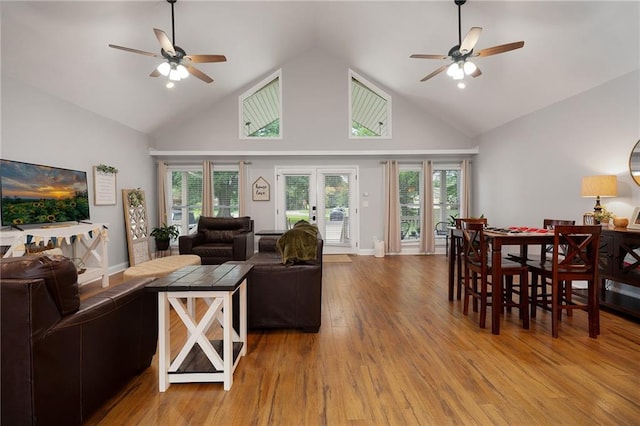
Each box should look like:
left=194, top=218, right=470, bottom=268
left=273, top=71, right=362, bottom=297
left=278, top=172, right=317, bottom=228
left=432, top=167, right=461, bottom=253
left=276, top=167, right=357, bottom=254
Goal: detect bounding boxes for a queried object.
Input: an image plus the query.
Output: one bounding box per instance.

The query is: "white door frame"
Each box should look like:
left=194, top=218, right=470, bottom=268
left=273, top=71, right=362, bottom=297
left=275, top=166, right=358, bottom=255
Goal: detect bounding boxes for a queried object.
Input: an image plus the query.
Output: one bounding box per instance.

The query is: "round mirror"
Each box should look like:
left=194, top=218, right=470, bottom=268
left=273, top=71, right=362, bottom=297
left=630, top=139, right=640, bottom=186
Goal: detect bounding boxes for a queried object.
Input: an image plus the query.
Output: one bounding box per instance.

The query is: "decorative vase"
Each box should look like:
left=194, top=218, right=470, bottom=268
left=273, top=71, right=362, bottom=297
left=613, top=217, right=629, bottom=228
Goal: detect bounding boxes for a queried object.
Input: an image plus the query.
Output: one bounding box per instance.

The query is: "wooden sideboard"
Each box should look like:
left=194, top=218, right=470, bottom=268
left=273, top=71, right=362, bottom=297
left=599, top=228, right=640, bottom=319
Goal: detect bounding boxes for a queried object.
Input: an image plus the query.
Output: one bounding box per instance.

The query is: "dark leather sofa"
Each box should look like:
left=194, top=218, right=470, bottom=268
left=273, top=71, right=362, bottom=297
left=179, top=216, right=254, bottom=265
left=229, top=234, right=323, bottom=332
left=1, top=255, right=158, bottom=426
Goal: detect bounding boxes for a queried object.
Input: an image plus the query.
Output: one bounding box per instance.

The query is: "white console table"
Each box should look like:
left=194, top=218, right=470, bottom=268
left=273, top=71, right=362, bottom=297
left=0, top=223, right=109, bottom=287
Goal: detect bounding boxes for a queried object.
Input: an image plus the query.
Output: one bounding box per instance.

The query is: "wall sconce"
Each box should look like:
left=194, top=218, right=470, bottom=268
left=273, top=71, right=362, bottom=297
left=580, top=175, right=618, bottom=212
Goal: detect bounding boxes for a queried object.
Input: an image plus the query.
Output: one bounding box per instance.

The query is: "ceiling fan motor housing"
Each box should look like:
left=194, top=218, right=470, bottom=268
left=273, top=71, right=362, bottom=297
left=162, top=45, right=186, bottom=63
left=447, top=45, right=473, bottom=61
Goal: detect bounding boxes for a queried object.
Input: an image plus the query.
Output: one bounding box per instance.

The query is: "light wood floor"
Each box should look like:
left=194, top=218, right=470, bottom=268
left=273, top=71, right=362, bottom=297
left=83, top=255, right=640, bottom=425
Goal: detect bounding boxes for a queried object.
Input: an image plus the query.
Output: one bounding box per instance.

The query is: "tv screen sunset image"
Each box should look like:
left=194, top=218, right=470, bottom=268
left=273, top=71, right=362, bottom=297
left=0, top=159, right=90, bottom=226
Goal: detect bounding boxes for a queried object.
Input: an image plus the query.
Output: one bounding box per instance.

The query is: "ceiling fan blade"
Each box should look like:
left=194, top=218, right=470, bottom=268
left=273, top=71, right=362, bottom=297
left=108, top=44, right=158, bottom=57
left=150, top=68, right=161, bottom=78
left=410, top=54, right=449, bottom=60
left=187, top=65, right=214, bottom=84
left=420, top=64, right=448, bottom=82
left=460, top=27, right=482, bottom=54
left=475, top=41, right=525, bottom=57
left=185, top=54, right=227, bottom=63
left=470, top=66, right=482, bottom=78
left=153, top=28, right=176, bottom=56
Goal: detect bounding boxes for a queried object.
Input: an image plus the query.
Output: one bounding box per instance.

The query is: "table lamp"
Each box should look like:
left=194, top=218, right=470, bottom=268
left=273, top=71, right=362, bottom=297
left=581, top=175, right=617, bottom=212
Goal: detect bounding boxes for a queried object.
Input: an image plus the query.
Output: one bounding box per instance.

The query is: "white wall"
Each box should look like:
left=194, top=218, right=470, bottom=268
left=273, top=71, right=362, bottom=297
left=151, top=47, right=472, bottom=151
left=1, top=77, right=155, bottom=271
left=474, top=70, right=640, bottom=227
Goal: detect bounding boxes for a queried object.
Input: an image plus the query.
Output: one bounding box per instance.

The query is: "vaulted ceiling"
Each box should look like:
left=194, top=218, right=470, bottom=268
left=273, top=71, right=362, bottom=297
left=2, top=1, right=638, bottom=139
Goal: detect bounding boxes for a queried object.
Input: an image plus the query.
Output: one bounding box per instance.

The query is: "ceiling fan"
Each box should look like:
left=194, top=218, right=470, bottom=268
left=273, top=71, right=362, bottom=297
left=410, top=0, right=524, bottom=88
left=108, top=0, right=226, bottom=88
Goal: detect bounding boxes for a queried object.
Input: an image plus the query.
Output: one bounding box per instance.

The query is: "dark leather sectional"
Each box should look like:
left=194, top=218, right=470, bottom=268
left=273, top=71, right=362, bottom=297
left=0, top=255, right=158, bottom=425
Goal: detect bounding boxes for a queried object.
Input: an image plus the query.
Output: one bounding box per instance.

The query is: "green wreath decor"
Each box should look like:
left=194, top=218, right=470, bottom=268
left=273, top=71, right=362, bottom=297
left=96, top=164, right=118, bottom=174
left=128, top=188, right=144, bottom=208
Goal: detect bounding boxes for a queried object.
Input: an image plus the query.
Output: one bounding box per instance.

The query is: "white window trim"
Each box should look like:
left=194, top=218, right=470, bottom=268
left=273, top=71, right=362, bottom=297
left=239, top=69, right=283, bottom=140
left=348, top=69, right=392, bottom=140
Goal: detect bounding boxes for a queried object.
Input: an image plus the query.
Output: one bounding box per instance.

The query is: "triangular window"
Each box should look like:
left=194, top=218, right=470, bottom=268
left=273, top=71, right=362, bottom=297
left=240, top=70, right=282, bottom=139
left=349, top=70, right=391, bottom=138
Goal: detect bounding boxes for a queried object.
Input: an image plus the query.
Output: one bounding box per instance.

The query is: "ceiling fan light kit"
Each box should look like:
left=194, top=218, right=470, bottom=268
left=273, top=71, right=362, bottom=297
left=411, top=0, right=524, bottom=89
left=108, top=0, right=227, bottom=89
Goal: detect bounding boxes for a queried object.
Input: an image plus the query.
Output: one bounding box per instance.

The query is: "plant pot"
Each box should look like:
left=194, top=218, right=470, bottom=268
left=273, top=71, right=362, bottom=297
left=155, top=239, right=170, bottom=251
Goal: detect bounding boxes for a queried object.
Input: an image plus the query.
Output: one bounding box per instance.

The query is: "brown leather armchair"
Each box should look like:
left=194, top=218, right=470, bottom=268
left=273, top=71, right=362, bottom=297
left=179, top=216, right=254, bottom=265
left=1, top=255, right=158, bottom=426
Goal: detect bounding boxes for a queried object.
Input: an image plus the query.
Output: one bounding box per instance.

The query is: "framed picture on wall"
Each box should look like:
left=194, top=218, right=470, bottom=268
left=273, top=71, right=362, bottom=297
left=628, top=207, right=640, bottom=230
left=93, top=166, right=117, bottom=205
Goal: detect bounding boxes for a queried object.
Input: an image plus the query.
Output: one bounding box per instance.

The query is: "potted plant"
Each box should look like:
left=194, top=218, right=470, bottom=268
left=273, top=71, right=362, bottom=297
left=594, top=206, right=614, bottom=226
left=150, top=223, right=180, bottom=251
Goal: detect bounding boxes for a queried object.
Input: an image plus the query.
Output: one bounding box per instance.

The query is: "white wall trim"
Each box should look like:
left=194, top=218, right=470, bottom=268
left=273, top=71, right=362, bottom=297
left=149, top=148, right=480, bottom=157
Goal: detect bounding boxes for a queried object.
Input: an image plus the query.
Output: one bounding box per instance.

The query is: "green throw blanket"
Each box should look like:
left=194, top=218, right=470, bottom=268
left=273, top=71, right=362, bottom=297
left=276, top=221, right=318, bottom=265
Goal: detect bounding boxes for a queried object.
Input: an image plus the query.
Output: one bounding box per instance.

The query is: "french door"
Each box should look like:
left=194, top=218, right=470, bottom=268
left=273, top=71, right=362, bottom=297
left=276, top=167, right=358, bottom=254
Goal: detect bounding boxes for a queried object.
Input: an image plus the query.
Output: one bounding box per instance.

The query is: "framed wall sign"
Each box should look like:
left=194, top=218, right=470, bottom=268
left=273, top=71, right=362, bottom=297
left=93, top=166, right=117, bottom=205
left=629, top=207, right=640, bottom=230
left=252, top=176, right=270, bottom=201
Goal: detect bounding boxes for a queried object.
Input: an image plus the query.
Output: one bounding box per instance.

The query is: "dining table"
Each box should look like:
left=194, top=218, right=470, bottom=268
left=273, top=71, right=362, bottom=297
left=448, top=226, right=555, bottom=335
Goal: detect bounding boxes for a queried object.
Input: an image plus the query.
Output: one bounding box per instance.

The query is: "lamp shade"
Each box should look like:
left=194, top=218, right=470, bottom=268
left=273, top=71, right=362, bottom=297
left=580, top=175, right=618, bottom=198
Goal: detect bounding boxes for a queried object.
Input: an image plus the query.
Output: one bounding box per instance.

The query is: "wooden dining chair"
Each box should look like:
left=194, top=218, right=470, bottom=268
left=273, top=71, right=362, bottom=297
left=526, top=219, right=575, bottom=318
left=527, top=225, right=601, bottom=338
left=453, top=217, right=488, bottom=300
left=461, top=221, right=529, bottom=330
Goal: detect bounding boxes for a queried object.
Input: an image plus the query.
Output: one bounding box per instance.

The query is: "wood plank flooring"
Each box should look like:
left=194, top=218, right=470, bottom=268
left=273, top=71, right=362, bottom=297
left=83, top=255, right=640, bottom=425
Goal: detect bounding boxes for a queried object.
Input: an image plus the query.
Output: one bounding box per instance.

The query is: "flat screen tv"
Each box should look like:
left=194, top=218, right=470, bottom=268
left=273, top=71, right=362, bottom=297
left=0, top=159, right=90, bottom=227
